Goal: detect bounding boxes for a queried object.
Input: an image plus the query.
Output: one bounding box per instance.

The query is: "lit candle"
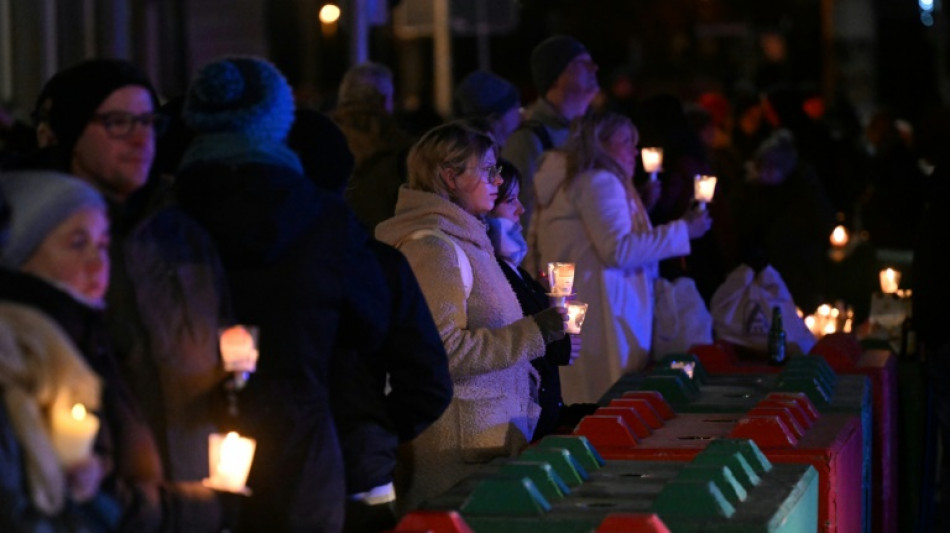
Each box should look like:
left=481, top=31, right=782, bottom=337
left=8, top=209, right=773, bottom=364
left=547, top=262, right=575, bottom=297
left=641, top=147, right=664, bottom=181
left=670, top=360, right=696, bottom=379
left=879, top=268, right=900, bottom=294
left=693, top=174, right=717, bottom=210
left=219, top=325, right=259, bottom=373
left=829, top=225, right=849, bottom=247
left=51, top=401, right=99, bottom=467
left=204, top=431, right=256, bottom=494
left=805, top=315, right=818, bottom=338
left=565, top=301, right=589, bottom=334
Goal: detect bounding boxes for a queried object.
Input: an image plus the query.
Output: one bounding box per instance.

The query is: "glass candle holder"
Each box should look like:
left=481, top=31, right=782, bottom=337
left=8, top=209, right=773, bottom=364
left=203, top=431, right=256, bottom=495
left=565, top=301, right=589, bottom=334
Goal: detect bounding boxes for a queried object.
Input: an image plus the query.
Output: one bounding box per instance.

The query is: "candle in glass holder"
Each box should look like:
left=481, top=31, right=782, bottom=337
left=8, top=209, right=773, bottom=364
left=879, top=268, right=900, bottom=294
left=829, top=225, right=849, bottom=247
left=547, top=262, right=575, bottom=296
left=565, top=301, right=589, bottom=334
left=219, top=325, right=260, bottom=373
left=204, top=431, right=256, bottom=494
left=51, top=400, right=99, bottom=467
left=641, top=147, right=663, bottom=181
left=693, top=174, right=717, bottom=210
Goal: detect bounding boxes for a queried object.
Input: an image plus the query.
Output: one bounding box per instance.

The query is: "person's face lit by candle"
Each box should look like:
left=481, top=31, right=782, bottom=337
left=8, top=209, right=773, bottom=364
left=22, top=208, right=110, bottom=305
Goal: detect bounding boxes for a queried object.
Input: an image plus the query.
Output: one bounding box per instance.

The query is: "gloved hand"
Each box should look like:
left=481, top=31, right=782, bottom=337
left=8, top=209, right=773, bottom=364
left=533, top=306, right=567, bottom=344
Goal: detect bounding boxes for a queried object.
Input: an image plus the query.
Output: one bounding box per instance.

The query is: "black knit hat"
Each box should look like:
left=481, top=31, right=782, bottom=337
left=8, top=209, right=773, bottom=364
left=530, top=35, right=588, bottom=94
left=33, top=58, right=161, bottom=155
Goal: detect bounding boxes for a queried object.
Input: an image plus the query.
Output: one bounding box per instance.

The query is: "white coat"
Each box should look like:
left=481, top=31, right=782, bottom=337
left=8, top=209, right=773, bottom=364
left=529, top=152, right=691, bottom=403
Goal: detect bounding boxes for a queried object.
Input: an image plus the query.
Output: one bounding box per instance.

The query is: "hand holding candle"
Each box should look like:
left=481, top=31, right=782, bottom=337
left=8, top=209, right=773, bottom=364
left=203, top=431, right=256, bottom=495
left=565, top=301, right=589, bottom=334
left=51, top=399, right=100, bottom=468
left=693, top=174, right=717, bottom=210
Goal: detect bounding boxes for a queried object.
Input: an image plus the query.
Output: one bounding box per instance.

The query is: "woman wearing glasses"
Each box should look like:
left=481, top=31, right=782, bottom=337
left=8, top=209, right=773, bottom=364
left=376, top=121, right=567, bottom=513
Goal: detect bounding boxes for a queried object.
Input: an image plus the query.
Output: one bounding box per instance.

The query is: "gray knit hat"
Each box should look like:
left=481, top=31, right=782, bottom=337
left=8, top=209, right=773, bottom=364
left=455, top=70, right=520, bottom=118
left=530, top=35, right=588, bottom=94
left=0, top=171, right=106, bottom=268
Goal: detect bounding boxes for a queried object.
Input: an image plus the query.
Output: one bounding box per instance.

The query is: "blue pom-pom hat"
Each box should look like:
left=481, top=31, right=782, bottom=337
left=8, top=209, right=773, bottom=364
left=183, top=56, right=296, bottom=142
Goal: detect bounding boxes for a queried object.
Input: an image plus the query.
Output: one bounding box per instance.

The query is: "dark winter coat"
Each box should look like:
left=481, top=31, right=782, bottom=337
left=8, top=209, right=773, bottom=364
left=175, top=160, right=390, bottom=533
left=496, top=261, right=572, bottom=440
left=330, top=240, right=452, bottom=494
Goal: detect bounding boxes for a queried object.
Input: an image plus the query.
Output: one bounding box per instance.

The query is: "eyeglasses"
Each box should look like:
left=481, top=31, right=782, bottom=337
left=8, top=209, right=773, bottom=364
left=471, top=164, right=503, bottom=184
left=91, top=112, right=169, bottom=138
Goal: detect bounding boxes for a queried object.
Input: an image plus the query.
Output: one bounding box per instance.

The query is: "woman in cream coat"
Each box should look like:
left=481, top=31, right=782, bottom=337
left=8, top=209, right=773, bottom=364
left=529, top=111, right=711, bottom=404
left=375, top=122, right=566, bottom=512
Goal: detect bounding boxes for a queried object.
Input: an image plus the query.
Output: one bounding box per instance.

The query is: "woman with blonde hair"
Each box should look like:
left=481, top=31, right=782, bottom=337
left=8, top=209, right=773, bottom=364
left=529, top=111, right=712, bottom=404
left=375, top=121, right=566, bottom=512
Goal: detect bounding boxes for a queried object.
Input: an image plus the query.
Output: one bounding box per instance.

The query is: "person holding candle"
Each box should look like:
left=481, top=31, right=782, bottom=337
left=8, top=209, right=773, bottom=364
left=486, top=159, right=597, bottom=440
left=530, top=110, right=712, bottom=404
left=15, top=57, right=231, bottom=491
left=0, top=170, right=171, bottom=529
left=375, top=122, right=568, bottom=513
left=176, top=56, right=392, bottom=532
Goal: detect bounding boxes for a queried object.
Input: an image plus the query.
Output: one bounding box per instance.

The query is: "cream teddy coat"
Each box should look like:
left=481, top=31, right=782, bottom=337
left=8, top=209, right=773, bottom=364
left=376, top=186, right=546, bottom=512
left=528, top=152, right=691, bottom=404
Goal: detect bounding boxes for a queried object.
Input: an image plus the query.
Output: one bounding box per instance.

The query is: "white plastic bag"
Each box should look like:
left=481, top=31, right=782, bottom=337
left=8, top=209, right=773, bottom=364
left=710, top=264, right=816, bottom=354
left=652, top=276, right=714, bottom=358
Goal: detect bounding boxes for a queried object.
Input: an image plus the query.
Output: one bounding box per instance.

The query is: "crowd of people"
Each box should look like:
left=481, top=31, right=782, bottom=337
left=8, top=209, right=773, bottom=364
left=0, top=30, right=942, bottom=533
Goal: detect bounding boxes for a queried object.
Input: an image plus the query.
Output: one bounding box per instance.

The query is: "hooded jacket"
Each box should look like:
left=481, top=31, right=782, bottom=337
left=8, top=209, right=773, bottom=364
left=375, top=186, right=545, bottom=512
left=529, top=151, right=691, bottom=403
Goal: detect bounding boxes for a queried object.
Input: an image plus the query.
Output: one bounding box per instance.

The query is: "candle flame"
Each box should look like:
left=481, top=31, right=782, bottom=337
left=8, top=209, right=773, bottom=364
left=830, top=225, right=849, bottom=247
left=71, top=403, right=87, bottom=421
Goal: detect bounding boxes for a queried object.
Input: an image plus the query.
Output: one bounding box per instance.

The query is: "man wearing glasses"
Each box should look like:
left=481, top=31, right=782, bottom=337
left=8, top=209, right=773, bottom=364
left=11, top=58, right=235, bottom=530
left=30, top=58, right=166, bottom=202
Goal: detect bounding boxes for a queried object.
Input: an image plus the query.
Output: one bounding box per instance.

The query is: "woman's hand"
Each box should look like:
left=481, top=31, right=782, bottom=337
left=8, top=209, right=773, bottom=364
left=533, top=306, right=567, bottom=344
left=681, top=208, right=712, bottom=239
left=568, top=334, right=582, bottom=365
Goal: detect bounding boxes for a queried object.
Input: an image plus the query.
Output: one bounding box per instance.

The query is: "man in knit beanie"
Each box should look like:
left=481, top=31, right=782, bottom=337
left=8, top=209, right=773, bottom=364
left=454, top=70, right=522, bottom=147
left=16, top=59, right=246, bottom=532
left=30, top=58, right=164, bottom=203
left=502, top=35, right=599, bottom=239
left=176, top=55, right=393, bottom=533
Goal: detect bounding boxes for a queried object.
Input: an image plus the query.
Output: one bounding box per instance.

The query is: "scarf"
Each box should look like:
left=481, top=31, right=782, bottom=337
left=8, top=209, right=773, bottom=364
left=179, top=132, right=304, bottom=174
left=0, top=303, right=102, bottom=515
left=487, top=216, right=529, bottom=268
